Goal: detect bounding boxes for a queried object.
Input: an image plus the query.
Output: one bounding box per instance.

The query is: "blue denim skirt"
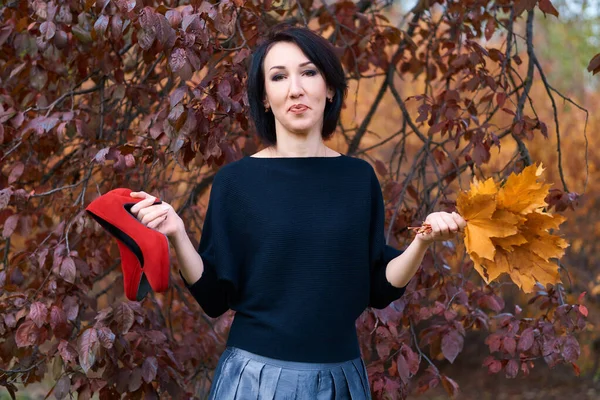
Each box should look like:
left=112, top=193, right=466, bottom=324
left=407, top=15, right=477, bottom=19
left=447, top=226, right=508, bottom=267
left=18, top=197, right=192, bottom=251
left=208, top=346, right=372, bottom=399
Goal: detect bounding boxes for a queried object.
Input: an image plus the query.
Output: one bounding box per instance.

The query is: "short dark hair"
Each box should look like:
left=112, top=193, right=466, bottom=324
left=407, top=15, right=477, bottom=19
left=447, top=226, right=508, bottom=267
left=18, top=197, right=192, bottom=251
left=246, top=26, right=348, bottom=146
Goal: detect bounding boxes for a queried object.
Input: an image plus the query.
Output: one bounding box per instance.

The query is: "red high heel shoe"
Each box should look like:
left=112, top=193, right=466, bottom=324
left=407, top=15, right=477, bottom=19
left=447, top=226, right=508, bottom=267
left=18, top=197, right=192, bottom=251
left=85, top=188, right=170, bottom=301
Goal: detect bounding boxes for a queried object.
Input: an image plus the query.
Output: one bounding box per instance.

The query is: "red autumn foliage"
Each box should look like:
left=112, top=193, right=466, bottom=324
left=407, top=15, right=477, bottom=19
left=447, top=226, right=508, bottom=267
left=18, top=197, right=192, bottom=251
left=0, top=0, right=591, bottom=398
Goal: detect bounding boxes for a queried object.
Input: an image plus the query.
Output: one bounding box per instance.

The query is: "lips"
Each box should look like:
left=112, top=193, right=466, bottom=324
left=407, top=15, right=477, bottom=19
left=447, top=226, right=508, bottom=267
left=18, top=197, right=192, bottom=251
left=289, top=104, right=309, bottom=113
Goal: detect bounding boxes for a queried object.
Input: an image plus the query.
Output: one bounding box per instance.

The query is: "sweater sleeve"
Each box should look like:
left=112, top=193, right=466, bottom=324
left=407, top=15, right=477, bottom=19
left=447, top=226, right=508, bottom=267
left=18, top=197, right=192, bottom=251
left=179, top=172, right=239, bottom=318
left=368, top=167, right=407, bottom=309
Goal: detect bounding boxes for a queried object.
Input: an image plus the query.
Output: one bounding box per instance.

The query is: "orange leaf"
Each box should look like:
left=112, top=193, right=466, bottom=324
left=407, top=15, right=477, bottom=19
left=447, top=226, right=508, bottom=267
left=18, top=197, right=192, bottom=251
left=458, top=163, right=568, bottom=292
left=497, top=164, right=552, bottom=214
left=457, top=192, right=519, bottom=260
left=472, top=249, right=512, bottom=284
left=521, top=232, right=569, bottom=261
left=523, top=211, right=566, bottom=233
left=509, top=247, right=561, bottom=292
left=492, top=233, right=528, bottom=251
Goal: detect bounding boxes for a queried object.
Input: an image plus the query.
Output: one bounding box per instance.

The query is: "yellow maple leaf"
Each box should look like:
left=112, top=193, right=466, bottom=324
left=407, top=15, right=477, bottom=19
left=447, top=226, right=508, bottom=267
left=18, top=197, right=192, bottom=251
left=456, top=192, right=519, bottom=261
left=456, top=163, right=569, bottom=293
left=497, top=164, right=552, bottom=214
left=508, top=247, right=561, bottom=292
left=521, top=232, right=569, bottom=261
left=471, top=177, right=498, bottom=196
left=523, top=211, right=566, bottom=233
left=472, top=249, right=512, bottom=284
left=492, top=233, right=528, bottom=251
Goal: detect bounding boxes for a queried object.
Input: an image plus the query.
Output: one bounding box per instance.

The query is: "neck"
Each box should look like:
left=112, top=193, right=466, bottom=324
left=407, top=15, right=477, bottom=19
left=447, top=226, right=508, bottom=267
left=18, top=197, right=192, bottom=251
left=271, top=119, right=328, bottom=157
left=267, top=143, right=329, bottom=158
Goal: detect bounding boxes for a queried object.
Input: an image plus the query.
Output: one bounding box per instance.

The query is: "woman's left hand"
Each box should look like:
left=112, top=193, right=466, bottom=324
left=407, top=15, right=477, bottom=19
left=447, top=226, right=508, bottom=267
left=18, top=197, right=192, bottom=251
left=416, top=211, right=467, bottom=245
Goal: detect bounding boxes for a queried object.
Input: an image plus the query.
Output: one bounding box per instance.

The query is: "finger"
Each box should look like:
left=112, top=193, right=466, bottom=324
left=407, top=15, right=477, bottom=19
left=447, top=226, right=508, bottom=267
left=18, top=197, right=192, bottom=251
left=430, top=213, right=449, bottom=237
left=453, top=212, right=467, bottom=230
left=429, top=216, right=442, bottom=239
left=147, top=214, right=168, bottom=230
left=437, top=215, right=450, bottom=237
left=441, top=213, right=459, bottom=232
left=130, top=195, right=157, bottom=215
left=138, top=205, right=169, bottom=225
left=130, top=190, right=149, bottom=198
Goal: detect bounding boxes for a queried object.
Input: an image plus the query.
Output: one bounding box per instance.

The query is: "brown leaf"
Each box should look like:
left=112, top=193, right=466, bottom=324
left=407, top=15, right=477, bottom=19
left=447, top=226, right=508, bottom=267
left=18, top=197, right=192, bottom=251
left=0, top=188, right=12, bottom=210
left=561, top=336, right=580, bottom=363
left=58, top=339, right=77, bottom=364
left=170, top=86, right=187, bottom=109
left=15, top=320, right=39, bottom=347
left=54, top=375, right=70, bottom=400
left=146, top=330, right=167, bottom=344
left=403, top=344, right=420, bottom=374
left=441, top=375, right=459, bottom=398
left=233, top=48, right=251, bottom=64
left=60, top=256, right=76, bottom=284
left=115, top=302, right=134, bottom=334
left=40, top=21, right=56, bottom=40
left=538, top=0, right=559, bottom=17
left=441, top=330, right=463, bottom=363
left=169, top=47, right=187, bottom=72
left=518, top=327, right=535, bottom=351
left=111, top=14, right=123, bottom=39
left=8, top=162, right=24, bottom=184
left=485, top=334, right=501, bottom=353
left=29, top=302, right=48, bottom=328
left=218, top=79, right=232, bottom=98
left=78, top=327, right=99, bottom=373
left=2, top=214, right=19, bottom=239
left=93, top=15, right=109, bottom=36
left=514, top=0, right=538, bottom=16
left=142, top=356, right=158, bottom=383
left=63, top=295, right=79, bottom=321
left=503, top=336, right=516, bottom=356
left=129, top=367, right=143, bottom=392
left=166, top=9, right=182, bottom=27
left=96, top=326, right=115, bottom=349
left=374, top=160, right=388, bottom=176
left=137, top=27, right=156, bottom=50
left=396, top=353, right=410, bottom=384
left=587, top=53, right=600, bottom=74
left=50, top=306, right=67, bottom=331
left=505, top=359, right=519, bottom=378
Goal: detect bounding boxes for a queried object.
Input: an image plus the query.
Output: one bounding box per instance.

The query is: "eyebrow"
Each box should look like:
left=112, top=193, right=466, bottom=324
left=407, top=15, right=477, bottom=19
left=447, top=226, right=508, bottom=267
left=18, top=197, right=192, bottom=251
left=269, top=61, right=315, bottom=71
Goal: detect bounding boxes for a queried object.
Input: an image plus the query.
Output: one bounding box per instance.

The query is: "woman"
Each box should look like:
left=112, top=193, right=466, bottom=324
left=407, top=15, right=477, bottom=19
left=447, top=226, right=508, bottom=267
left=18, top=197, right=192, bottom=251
left=129, top=26, right=466, bottom=399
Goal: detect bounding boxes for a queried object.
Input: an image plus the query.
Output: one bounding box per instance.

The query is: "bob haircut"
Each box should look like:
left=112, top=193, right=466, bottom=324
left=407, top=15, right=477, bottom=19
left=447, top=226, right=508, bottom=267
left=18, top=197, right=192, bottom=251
left=247, top=26, right=348, bottom=146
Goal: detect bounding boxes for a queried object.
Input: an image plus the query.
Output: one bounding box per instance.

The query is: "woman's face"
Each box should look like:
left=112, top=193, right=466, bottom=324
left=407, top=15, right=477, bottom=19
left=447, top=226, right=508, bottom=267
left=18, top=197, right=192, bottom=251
left=262, top=41, right=334, bottom=137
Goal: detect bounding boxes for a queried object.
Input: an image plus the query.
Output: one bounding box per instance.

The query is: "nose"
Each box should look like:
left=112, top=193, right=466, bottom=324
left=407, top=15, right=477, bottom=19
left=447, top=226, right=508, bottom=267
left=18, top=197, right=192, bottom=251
left=288, top=75, right=304, bottom=98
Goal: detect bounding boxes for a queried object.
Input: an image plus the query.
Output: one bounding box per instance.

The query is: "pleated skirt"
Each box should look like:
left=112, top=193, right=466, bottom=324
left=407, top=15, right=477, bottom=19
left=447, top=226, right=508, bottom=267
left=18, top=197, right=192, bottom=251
left=208, top=346, right=372, bottom=399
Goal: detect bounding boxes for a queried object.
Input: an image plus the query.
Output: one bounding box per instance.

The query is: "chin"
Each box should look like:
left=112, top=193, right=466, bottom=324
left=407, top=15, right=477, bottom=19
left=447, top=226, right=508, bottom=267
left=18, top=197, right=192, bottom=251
left=284, top=121, right=319, bottom=134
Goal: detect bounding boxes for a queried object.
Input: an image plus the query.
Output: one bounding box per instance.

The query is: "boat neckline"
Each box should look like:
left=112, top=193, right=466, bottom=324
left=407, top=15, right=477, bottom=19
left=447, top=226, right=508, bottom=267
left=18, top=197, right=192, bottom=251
left=244, top=154, right=346, bottom=160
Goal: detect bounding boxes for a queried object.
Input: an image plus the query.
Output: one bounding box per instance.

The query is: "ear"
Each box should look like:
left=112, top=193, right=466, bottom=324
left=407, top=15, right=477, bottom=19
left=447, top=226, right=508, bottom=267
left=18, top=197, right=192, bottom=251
left=327, top=87, right=335, bottom=100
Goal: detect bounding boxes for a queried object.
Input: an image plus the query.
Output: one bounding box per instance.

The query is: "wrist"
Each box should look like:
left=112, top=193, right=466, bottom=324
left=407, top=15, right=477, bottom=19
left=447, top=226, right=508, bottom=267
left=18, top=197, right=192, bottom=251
left=169, top=224, right=188, bottom=245
left=414, top=234, right=432, bottom=248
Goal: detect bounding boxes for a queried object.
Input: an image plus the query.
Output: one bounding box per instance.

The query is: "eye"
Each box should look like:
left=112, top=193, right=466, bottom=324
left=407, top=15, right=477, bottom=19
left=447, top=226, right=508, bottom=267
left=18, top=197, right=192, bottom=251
left=304, top=69, right=318, bottom=76
left=271, top=74, right=285, bottom=81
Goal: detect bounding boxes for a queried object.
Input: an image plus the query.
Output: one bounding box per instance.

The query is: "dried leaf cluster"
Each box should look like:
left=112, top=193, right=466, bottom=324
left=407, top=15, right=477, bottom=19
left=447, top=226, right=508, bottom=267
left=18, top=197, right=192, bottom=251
left=457, top=164, right=569, bottom=292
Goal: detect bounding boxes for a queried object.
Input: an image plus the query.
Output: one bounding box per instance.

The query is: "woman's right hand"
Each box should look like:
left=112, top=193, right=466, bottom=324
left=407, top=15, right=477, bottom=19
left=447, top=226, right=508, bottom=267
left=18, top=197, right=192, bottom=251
left=129, top=191, right=185, bottom=241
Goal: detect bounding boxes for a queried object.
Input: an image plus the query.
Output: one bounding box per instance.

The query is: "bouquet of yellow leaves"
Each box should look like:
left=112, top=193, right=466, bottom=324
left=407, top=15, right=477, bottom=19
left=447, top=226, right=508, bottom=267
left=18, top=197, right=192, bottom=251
left=455, top=164, right=569, bottom=293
